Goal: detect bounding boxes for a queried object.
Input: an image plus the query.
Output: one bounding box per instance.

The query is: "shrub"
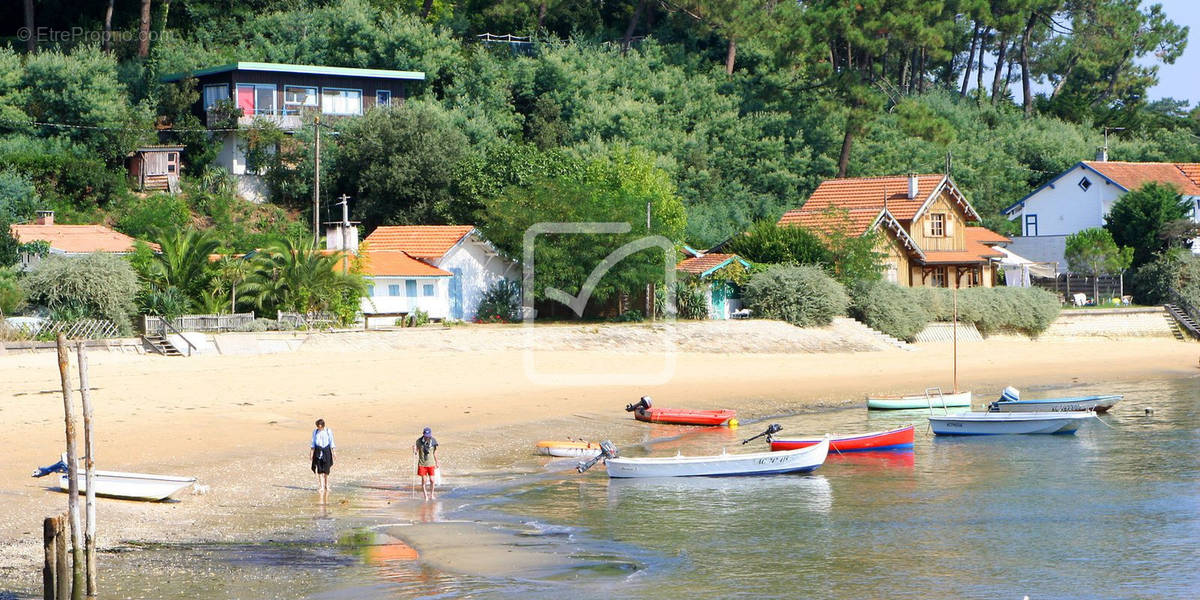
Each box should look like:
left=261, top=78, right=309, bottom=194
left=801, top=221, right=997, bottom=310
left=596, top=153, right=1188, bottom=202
left=23, top=254, right=139, bottom=333
left=475, top=279, right=521, bottom=322
left=114, top=193, right=191, bottom=240
left=610, top=309, right=644, bottom=322
left=656, top=280, right=709, bottom=320
left=400, top=308, right=430, bottom=327
left=743, top=265, right=848, bottom=327
left=0, top=267, right=26, bottom=315
left=955, top=287, right=1061, bottom=337
left=0, top=169, right=39, bottom=223
left=234, top=318, right=280, bottom=332
left=848, top=280, right=931, bottom=341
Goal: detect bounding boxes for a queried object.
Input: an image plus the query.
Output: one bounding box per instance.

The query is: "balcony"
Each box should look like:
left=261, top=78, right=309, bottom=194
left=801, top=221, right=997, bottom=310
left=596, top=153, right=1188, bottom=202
left=206, top=110, right=304, bottom=131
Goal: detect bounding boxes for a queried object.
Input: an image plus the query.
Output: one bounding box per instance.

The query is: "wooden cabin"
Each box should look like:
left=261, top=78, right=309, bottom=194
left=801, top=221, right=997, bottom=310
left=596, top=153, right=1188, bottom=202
left=127, top=145, right=184, bottom=193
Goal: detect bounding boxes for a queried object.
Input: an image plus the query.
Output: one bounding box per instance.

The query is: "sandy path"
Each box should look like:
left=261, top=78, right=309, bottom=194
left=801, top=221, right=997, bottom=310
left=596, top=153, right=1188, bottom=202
left=1, top=325, right=1196, bottom=591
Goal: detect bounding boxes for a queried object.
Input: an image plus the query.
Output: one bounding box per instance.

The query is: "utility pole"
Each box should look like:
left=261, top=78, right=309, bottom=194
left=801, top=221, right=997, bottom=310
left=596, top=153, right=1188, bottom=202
left=646, top=201, right=653, bottom=321
left=313, top=116, right=321, bottom=245
left=335, top=194, right=352, bottom=275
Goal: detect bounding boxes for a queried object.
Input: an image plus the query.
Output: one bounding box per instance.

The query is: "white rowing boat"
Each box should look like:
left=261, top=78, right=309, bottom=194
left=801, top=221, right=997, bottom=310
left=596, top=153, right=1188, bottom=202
left=867, top=390, right=973, bottom=410
left=928, top=411, right=1096, bottom=435
left=535, top=440, right=603, bottom=458
left=988, top=391, right=1122, bottom=414
left=602, top=438, right=829, bottom=478
left=57, top=470, right=196, bottom=501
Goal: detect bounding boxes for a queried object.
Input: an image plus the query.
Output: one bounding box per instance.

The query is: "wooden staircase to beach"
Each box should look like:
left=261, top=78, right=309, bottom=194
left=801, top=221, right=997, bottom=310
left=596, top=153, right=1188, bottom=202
left=1163, top=304, right=1200, bottom=341
left=142, top=334, right=184, bottom=356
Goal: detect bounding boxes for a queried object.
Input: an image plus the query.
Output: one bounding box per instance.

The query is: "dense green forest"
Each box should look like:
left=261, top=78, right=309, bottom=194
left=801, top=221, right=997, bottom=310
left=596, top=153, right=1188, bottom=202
left=2, top=0, right=1198, bottom=248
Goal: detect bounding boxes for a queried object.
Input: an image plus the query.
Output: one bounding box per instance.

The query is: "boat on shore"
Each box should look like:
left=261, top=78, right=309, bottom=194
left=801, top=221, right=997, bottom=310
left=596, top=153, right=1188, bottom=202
left=535, top=440, right=602, bottom=458
left=33, top=458, right=196, bottom=501
left=769, top=425, right=915, bottom=452
left=626, top=397, right=737, bottom=426
left=929, top=411, right=1096, bottom=435
left=867, top=391, right=972, bottom=410
left=987, top=388, right=1122, bottom=413
left=579, top=438, right=829, bottom=478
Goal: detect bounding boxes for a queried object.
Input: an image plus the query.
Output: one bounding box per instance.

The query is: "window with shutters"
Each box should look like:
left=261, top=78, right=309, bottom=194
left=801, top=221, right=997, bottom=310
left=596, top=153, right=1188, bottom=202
left=929, top=213, right=945, bottom=237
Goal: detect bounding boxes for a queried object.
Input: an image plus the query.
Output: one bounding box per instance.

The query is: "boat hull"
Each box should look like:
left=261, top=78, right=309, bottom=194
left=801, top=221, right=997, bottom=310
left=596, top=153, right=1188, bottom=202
left=633, top=407, right=737, bottom=426
left=605, top=439, right=829, bottom=478
left=58, top=470, right=196, bottom=501
left=867, top=391, right=972, bottom=410
left=929, top=412, right=1095, bottom=435
left=989, top=394, right=1122, bottom=414
left=536, top=441, right=602, bottom=458
left=769, top=425, right=915, bottom=452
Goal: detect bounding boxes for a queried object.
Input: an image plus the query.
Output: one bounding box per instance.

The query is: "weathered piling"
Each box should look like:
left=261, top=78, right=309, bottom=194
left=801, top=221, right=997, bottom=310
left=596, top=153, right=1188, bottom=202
left=54, top=515, right=68, bottom=600
left=43, top=516, right=58, bottom=600
left=77, top=342, right=97, bottom=597
left=55, top=334, right=84, bottom=600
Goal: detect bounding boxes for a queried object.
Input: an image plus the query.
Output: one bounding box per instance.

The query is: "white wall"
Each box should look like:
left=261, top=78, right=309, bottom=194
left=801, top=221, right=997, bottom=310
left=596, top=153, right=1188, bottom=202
left=215, top=132, right=269, bottom=203
left=1008, top=164, right=1126, bottom=236
left=434, top=235, right=518, bottom=321
left=362, top=276, right=450, bottom=319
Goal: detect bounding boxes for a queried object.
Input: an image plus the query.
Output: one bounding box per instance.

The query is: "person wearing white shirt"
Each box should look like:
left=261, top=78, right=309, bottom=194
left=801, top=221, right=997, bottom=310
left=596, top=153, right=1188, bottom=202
left=310, top=419, right=335, bottom=492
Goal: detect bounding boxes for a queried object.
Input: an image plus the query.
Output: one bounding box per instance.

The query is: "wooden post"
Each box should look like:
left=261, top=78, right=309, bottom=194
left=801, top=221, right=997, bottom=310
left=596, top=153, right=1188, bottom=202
left=77, top=343, right=97, bottom=598
left=43, top=517, right=57, bottom=600
left=313, top=116, right=321, bottom=245
left=55, top=334, right=84, bottom=600
left=54, top=515, right=68, bottom=600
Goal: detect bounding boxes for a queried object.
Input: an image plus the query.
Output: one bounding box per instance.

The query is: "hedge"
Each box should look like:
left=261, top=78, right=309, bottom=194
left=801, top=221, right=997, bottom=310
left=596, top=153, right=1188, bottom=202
left=743, top=265, right=848, bottom=327
left=848, top=280, right=931, bottom=341
left=850, top=284, right=1061, bottom=338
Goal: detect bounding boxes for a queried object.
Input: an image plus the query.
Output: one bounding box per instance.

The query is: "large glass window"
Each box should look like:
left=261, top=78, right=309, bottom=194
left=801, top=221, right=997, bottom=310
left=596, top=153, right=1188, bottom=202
left=321, top=88, right=362, bottom=115
left=236, top=84, right=276, bottom=116
left=283, top=86, right=318, bottom=115
left=202, top=84, right=229, bottom=110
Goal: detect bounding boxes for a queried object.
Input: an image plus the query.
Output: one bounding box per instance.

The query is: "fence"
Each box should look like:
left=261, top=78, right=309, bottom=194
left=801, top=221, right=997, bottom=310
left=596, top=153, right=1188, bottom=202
left=276, top=311, right=338, bottom=329
left=1031, top=274, right=1125, bottom=304
left=0, top=318, right=120, bottom=342
left=142, top=312, right=255, bottom=335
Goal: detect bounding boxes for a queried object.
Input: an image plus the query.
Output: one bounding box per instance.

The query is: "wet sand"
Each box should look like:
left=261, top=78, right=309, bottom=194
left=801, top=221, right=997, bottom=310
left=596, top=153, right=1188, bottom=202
left=1, top=323, right=1197, bottom=592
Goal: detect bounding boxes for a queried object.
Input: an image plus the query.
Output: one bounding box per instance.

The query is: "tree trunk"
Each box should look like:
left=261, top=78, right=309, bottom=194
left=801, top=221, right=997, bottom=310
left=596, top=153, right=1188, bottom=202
left=138, top=0, right=152, bottom=58
left=23, top=0, right=35, bottom=53
left=899, top=49, right=910, bottom=93
left=1093, top=49, right=1131, bottom=107
left=103, top=0, right=115, bottom=52
left=725, top=37, right=737, bottom=75
left=420, top=0, right=433, bottom=18
left=917, top=47, right=927, bottom=93
left=960, top=23, right=981, bottom=96
left=990, top=33, right=1009, bottom=103
left=837, top=120, right=855, bottom=178
left=622, top=0, right=645, bottom=53
left=537, top=2, right=548, bottom=29
left=976, top=27, right=990, bottom=103
left=1019, top=13, right=1037, bottom=117
left=157, top=0, right=171, bottom=41
left=1050, top=53, right=1078, bottom=100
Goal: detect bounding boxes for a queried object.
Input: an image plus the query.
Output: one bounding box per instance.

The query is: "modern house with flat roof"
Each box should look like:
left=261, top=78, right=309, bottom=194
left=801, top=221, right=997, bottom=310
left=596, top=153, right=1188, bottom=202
left=161, top=62, right=426, bottom=201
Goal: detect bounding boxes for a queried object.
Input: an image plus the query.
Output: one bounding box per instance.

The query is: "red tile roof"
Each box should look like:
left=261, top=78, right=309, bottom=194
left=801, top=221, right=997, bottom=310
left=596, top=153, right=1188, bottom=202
left=363, top=225, right=474, bottom=259
left=792, top=174, right=946, bottom=221
left=677, top=253, right=739, bottom=275
left=965, top=227, right=1011, bottom=245
left=1083, top=161, right=1200, bottom=196
left=778, top=207, right=884, bottom=237
left=10, top=223, right=152, bottom=253
left=359, top=250, right=452, bottom=277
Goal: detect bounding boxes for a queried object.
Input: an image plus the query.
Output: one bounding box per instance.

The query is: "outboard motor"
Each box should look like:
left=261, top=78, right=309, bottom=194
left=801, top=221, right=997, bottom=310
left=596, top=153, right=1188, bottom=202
left=576, top=440, right=618, bottom=473
left=741, top=424, right=783, bottom=445
left=624, top=396, right=652, bottom=413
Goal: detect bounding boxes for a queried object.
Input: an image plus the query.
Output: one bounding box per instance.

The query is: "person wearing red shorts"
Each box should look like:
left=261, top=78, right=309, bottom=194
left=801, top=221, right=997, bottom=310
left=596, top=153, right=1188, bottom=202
left=414, top=427, right=439, bottom=500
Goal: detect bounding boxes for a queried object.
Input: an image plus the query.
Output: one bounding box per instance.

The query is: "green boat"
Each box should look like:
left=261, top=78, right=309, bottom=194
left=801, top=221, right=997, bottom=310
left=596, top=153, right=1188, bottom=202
left=867, top=390, right=973, bottom=410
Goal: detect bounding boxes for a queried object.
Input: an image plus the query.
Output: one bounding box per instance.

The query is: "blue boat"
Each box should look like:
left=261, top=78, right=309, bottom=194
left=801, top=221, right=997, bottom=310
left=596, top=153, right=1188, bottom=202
left=988, top=387, right=1121, bottom=414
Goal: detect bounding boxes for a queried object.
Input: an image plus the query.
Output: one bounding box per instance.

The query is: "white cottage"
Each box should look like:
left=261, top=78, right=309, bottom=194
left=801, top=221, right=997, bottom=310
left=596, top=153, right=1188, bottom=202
left=1002, top=159, right=1200, bottom=266
left=359, top=225, right=517, bottom=322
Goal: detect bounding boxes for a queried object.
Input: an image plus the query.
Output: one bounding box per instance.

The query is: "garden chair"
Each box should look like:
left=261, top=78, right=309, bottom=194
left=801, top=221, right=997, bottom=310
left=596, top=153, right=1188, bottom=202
left=1121, top=295, right=1132, bottom=306
left=1072, top=293, right=1087, bottom=307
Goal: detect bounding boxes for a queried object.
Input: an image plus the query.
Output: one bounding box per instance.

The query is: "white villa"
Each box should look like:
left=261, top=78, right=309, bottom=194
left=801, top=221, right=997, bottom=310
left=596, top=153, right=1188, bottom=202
left=1003, top=159, right=1200, bottom=268
left=358, top=225, right=517, bottom=322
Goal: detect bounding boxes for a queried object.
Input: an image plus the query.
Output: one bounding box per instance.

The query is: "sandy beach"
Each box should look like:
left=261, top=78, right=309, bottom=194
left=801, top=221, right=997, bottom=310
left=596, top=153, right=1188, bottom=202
left=1, top=320, right=1197, bottom=592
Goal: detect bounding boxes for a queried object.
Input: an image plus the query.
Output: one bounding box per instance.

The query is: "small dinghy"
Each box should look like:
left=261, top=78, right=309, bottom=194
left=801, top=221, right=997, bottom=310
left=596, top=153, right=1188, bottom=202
left=577, top=429, right=829, bottom=478
left=768, top=425, right=915, bottom=452
left=928, top=411, right=1096, bottom=435
left=33, top=459, right=196, bottom=501
left=535, top=440, right=602, bottom=458
left=625, top=396, right=737, bottom=426
left=987, top=386, right=1122, bottom=414
left=867, top=390, right=972, bottom=410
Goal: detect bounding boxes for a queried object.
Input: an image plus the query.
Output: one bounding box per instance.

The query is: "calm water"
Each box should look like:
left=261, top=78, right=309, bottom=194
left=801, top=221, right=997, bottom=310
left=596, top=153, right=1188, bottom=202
left=90, top=376, right=1199, bottom=599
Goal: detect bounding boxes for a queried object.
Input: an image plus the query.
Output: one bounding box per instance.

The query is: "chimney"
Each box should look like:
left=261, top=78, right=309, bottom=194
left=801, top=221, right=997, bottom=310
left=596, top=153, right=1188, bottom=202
left=907, top=173, right=919, bottom=200
left=35, top=210, right=54, bottom=226
left=1095, top=146, right=1108, bottom=162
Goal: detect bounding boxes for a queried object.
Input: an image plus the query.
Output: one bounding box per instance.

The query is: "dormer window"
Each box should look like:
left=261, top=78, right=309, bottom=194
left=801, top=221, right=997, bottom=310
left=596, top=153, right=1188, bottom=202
left=1078, top=177, right=1092, bottom=191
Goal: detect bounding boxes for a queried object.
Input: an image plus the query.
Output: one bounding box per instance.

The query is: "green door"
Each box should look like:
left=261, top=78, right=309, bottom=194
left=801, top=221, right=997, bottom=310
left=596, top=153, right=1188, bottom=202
left=711, top=282, right=727, bottom=319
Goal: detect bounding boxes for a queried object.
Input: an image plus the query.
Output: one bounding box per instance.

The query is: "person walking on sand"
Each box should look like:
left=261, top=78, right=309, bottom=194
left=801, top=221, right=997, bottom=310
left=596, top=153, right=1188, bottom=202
left=413, top=427, right=439, bottom=500
left=311, top=419, right=335, bottom=492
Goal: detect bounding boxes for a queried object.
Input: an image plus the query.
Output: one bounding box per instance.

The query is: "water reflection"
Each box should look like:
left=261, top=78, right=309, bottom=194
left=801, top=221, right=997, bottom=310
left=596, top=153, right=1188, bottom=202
left=606, top=473, right=834, bottom=514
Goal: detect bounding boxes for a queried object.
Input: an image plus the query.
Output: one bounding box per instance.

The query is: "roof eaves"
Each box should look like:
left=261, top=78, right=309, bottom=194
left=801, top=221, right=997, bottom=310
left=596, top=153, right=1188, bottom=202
left=698, top=255, right=752, bottom=278
left=161, top=61, right=427, bottom=83
left=872, top=208, right=926, bottom=261
left=1003, top=161, right=1094, bottom=217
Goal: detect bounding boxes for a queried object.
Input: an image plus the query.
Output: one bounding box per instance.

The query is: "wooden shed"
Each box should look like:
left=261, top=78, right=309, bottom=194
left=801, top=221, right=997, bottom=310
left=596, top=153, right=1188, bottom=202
left=127, top=145, right=184, bottom=192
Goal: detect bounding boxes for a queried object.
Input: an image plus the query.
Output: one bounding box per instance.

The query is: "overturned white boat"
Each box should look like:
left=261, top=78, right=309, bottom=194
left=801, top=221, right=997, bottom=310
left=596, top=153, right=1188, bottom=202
left=33, top=459, right=196, bottom=501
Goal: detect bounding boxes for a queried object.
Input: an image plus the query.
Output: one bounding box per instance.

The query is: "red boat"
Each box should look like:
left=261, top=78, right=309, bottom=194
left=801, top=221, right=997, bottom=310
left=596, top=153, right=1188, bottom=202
left=769, top=425, right=914, bottom=452
left=626, top=397, right=737, bottom=426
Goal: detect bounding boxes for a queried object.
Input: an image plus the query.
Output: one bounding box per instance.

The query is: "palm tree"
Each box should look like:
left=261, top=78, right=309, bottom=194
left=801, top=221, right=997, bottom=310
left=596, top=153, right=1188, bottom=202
left=241, top=237, right=365, bottom=323
left=148, top=228, right=221, bottom=311
left=214, top=256, right=253, bottom=313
